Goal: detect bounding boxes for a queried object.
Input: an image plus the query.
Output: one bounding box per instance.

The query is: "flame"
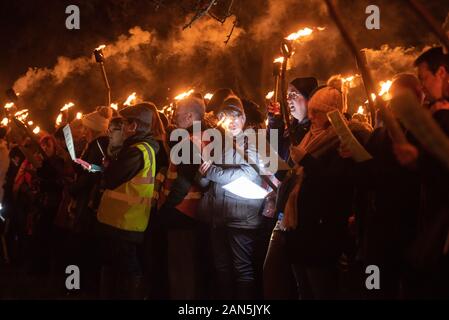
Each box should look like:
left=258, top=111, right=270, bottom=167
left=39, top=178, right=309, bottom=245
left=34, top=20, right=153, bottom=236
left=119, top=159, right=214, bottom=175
left=1, top=117, right=8, bottom=126
left=56, top=113, right=63, bottom=126
left=266, top=91, right=274, bottom=99
left=28, top=121, right=34, bottom=126
left=174, top=89, right=194, bottom=101
left=124, top=92, right=137, bottom=106
left=33, top=126, right=40, bottom=134
left=204, top=93, right=213, bottom=100
left=357, top=106, right=364, bottom=114
left=378, top=80, right=393, bottom=98
left=60, top=102, right=75, bottom=112
left=76, top=112, right=83, bottom=120
left=4, top=102, right=14, bottom=110
left=15, top=109, right=29, bottom=122
left=265, top=118, right=269, bottom=127
left=95, top=44, right=106, bottom=51
left=273, top=57, right=284, bottom=64
left=370, top=93, right=377, bottom=101
left=317, top=27, right=326, bottom=31
left=110, top=103, right=118, bottom=110
left=285, top=27, right=313, bottom=41
left=217, top=116, right=232, bottom=130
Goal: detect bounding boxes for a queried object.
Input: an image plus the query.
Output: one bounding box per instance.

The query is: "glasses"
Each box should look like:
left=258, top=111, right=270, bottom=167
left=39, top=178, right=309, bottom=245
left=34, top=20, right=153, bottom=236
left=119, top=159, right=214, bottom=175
left=287, top=91, right=305, bottom=101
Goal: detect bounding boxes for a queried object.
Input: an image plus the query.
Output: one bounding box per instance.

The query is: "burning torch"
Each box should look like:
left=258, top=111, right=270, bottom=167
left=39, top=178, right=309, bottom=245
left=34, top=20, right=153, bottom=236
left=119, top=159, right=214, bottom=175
left=279, top=40, right=294, bottom=142
left=272, top=57, right=283, bottom=103
left=93, top=45, right=111, bottom=106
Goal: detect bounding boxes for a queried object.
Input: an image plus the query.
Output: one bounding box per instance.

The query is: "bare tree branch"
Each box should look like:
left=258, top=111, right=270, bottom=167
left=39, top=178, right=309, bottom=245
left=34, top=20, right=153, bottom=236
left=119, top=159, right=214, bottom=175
left=224, top=17, right=237, bottom=45
left=183, top=0, right=217, bottom=30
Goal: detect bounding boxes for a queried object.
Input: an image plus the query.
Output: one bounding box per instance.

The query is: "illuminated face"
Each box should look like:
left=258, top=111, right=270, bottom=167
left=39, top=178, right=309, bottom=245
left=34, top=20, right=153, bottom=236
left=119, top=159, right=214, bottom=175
left=108, top=122, right=125, bottom=148
left=174, top=108, right=193, bottom=129
left=220, top=110, right=245, bottom=136
left=417, top=62, right=446, bottom=101
left=287, top=84, right=308, bottom=122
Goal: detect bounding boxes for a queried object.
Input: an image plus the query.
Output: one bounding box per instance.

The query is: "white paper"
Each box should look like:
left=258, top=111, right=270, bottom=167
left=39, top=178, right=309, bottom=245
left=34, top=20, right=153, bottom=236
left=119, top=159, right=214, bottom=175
left=63, top=124, right=76, bottom=161
left=222, top=176, right=269, bottom=199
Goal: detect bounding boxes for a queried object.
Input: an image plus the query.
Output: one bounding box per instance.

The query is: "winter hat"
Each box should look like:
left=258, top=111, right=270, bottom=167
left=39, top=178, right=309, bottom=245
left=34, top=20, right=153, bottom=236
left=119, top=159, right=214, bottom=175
left=290, top=77, right=319, bottom=100
left=207, top=88, right=234, bottom=113
left=219, top=95, right=245, bottom=116
left=120, top=103, right=153, bottom=125
left=308, top=86, right=343, bottom=114
left=81, top=106, right=112, bottom=133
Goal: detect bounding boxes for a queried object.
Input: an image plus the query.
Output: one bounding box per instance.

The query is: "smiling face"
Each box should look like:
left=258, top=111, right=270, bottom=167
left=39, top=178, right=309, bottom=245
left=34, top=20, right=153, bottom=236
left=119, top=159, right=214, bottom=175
left=287, top=84, right=308, bottom=122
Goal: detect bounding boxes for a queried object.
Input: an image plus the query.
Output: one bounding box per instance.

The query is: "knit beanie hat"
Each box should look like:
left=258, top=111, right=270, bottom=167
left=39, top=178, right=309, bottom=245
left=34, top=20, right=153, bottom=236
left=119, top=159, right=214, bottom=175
left=308, top=86, right=343, bottom=114
left=81, top=106, right=112, bottom=133
left=290, top=77, right=319, bottom=100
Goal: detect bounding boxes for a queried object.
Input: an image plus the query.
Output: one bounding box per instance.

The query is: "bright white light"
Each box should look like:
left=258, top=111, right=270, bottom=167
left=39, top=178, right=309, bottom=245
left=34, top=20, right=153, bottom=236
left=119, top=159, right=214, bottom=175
left=222, top=176, right=268, bottom=199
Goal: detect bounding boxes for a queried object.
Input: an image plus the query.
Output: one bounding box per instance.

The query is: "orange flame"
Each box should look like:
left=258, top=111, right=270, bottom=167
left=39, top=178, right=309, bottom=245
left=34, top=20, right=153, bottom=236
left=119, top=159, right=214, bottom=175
left=95, top=44, right=106, bottom=51
left=33, top=126, right=40, bottom=134
left=273, top=57, right=284, bottom=64
left=204, top=93, right=214, bottom=100
left=56, top=113, right=63, bottom=126
left=60, top=102, right=74, bottom=112
left=124, top=92, right=137, bottom=106
left=1, top=117, right=8, bottom=126
left=378, top=80, right=393, bottom=98
left=4, top=102, right=14, bottom=110
left=14, top=109, right=29, bottom=122
left=110, top=103, right=118, bottom=110
left=357, top=106, right=364, bottom=114
left=266, top=91, right=274, bottom=99
left=27, top=121, right=34, bottom=126
left=285, top=27, right=313, bottom=41
left=175, top=89, right=194, bottom=101
left=217, top=116, right=232, bottom=130
left=76, top=112, right=83, bottom=120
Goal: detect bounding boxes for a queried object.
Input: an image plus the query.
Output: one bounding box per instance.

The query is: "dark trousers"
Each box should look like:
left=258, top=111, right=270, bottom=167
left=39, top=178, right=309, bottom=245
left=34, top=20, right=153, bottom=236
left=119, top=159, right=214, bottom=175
left=263, top=229, right=297, bottom=299
left=210, top=226, right=259, bottom=300
left=99, top=234, right=143, bottom=299
left=292, top=263, right=339, bottom=300
left=160, top=207, right=211, bottom=300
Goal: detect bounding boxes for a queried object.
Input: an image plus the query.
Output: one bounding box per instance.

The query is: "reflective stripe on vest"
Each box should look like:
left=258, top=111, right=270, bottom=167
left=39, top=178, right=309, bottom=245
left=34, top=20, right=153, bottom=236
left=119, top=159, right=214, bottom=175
left=97, top=142, right=156, bottom=232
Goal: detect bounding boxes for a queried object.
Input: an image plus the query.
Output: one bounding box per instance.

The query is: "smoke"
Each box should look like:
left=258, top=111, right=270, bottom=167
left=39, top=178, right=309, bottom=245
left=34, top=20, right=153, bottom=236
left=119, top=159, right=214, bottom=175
left=162, top=15, right=244, bottom=59
left=13, top=26, right=153, bottom=94
left=363, top=45, right=430, bottom=81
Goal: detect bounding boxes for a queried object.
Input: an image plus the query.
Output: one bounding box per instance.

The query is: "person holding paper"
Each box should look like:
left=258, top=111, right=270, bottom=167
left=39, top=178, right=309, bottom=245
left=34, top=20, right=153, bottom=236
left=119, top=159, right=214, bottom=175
left=286, top=86, right=370, bottom=300
left=197, top=95, right=264, bottom=300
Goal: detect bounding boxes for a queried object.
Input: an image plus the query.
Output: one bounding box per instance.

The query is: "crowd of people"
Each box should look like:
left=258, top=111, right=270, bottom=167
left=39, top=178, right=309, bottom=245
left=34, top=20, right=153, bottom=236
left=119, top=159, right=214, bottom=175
left=0, top=46, right=448, bottom=300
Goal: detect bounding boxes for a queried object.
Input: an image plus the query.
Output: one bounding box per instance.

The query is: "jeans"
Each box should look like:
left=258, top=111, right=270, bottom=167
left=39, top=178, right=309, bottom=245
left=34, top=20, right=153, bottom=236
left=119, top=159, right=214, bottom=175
left=210, top=226, right=259, bottom=299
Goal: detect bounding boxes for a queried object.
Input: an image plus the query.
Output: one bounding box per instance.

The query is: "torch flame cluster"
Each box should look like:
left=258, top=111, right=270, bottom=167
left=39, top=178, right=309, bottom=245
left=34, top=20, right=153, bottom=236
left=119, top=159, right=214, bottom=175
left=174, top=89, right=194, bottom=101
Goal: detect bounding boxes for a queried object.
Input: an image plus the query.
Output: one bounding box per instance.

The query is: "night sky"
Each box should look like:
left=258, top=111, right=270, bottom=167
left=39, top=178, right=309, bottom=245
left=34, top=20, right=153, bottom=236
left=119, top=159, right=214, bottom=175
left=1, top=0, right=448, bottom=129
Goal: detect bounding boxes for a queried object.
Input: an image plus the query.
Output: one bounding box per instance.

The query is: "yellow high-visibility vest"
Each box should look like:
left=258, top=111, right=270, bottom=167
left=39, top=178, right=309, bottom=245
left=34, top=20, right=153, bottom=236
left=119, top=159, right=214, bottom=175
left=97, top=142, right=156, bottom=232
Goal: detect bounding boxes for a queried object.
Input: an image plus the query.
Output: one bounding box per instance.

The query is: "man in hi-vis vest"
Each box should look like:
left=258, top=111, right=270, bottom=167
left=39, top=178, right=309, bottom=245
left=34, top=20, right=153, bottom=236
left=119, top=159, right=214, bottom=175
left=97, top=103, right=159, bottom=299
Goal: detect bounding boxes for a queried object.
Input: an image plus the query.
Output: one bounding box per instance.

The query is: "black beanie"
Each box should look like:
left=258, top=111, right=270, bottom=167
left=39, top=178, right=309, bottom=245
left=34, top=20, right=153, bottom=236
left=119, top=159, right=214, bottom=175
left=289, top=77, right=318, bottom=100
